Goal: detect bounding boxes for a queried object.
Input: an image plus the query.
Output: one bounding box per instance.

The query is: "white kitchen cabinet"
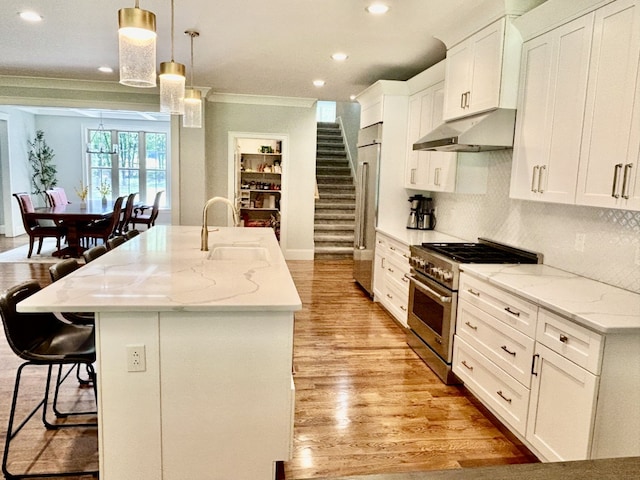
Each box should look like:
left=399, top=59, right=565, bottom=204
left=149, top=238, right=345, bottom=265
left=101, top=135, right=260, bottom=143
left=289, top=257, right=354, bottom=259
left=405, top=82, right=457, bottom=192
left=443, top=17, right=521, bottom=121
left=510, top=13, right=594, bottom=204
left=356, top=80, right=408, bottom=129
left=576, top=0, right=640, bottom=210
left=373, top=232, right=410, bottom=327
left=454, top=272, right=640, bottom=462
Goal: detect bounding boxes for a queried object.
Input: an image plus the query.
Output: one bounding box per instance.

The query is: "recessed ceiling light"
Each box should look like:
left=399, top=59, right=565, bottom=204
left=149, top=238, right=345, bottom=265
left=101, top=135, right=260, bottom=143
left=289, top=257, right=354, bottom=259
left=19, top=10, right=43, bottom=22
left=366, top=3, right=389, bottom=15
left=331, top=52, right=348, bottom=61
left=350, top=95, right=357, bottom=101
left=98, top=66, right=114, bottom=73
left=313, top=80, right=325, bottom=87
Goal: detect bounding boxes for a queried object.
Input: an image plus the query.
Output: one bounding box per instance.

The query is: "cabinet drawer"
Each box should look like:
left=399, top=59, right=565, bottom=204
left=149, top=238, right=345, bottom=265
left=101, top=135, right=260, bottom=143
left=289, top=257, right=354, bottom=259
left=385, top=237, right=410, bottom=265
left=459, top=274, right=538, bottom=337
left=384, top=258, right=410, bottom=293
left=453, top=336, right=530, bottom=436
left=382, top=278, right=408, bottom=327
left=457, top=299, right=535, bottom=387
left=536, top=309, right=604, bottom=375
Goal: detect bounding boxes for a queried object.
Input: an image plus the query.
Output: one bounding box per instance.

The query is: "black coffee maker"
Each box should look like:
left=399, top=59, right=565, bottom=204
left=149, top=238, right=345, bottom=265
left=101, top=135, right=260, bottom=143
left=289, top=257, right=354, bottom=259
left=407, top=195, right=436, bottom=230
left=407, top=195, right=422, bottom=229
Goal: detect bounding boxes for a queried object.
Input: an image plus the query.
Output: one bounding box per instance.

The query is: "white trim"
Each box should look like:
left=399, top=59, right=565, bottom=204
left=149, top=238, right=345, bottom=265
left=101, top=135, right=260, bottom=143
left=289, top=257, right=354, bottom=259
left=209, top=93, right=316, bottom=108
left=282, top=249, right=315, bottom=261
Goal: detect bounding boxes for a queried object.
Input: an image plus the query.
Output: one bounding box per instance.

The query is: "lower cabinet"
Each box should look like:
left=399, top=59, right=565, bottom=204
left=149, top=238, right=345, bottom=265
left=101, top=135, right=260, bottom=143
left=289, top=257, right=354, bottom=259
left=453, top=272, right=640, bottom=462
left=373, top=232, right=410, bottom=327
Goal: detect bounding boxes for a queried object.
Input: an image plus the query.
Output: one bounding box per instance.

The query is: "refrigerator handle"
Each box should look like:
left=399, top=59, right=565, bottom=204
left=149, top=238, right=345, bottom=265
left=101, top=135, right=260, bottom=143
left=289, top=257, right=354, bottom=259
left=355, top=162, right=369, bottom=249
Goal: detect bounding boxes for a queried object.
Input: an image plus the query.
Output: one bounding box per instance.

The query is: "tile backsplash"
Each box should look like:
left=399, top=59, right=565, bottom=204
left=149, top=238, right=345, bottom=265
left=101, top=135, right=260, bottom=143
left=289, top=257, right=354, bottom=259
left=432, top=150, right=640, bottom=293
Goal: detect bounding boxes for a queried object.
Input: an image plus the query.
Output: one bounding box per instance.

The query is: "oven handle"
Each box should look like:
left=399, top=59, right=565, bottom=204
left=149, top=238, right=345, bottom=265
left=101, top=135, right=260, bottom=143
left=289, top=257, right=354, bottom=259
left=410, top=275, right=452, bottom=304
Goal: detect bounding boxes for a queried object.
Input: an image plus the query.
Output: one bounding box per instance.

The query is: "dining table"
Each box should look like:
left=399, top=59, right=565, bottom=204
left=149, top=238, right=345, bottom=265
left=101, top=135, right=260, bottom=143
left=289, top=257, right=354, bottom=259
left=27, top=200, right=114, bottom=258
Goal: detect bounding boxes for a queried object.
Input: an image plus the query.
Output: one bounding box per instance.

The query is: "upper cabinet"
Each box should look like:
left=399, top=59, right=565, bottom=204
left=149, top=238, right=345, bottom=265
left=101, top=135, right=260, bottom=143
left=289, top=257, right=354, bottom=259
left=510, top=13, right=594, bottom=204
left=356, top=80, right=408, bottom=129
left=511, top=0, right=640, bottom=211
left=575, top=0, right=640, bottom=210
left=443, top=17, right=522, bottom=121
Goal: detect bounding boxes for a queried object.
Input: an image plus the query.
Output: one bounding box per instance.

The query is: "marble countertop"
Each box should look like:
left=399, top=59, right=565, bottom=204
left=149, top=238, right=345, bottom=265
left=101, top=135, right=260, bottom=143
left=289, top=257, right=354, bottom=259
left=18, top=226, right=302, bottom=313
left=377, top=228, right=467, bottom=246
left=460, top=264, right=640, bottom=334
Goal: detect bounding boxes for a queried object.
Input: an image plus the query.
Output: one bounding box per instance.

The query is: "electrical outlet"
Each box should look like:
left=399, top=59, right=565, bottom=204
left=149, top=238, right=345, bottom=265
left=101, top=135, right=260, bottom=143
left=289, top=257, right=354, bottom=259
left=127, top=345, right=146, bottom=372
left=574, top=233, right=586, bottom=252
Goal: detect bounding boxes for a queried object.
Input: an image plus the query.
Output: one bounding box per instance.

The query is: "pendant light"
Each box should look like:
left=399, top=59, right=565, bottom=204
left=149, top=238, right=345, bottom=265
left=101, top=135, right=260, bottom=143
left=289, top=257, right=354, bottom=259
left=159, top=0, right=186, bottom=114
left=86, top=113, right=118, bottom=155
left=183, top=30, right=202, bottom=128
left=118, top=1, right=157, bottom=87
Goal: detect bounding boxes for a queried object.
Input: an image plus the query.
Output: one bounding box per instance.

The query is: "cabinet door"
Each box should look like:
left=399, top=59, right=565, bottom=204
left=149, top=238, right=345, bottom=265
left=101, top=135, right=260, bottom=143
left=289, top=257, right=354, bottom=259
left=511, top=14, right=594, bottom=203
left=527, top=343, right=599, bottom=461
left=467, top=18, right=504, bottom=116
left=443, top=40, right=472, bottom=120
left=427, top=84, right=457, bottom=192
left=576, top=0, right=640, bottom=209
left=405, top=95, right=422, bottom=188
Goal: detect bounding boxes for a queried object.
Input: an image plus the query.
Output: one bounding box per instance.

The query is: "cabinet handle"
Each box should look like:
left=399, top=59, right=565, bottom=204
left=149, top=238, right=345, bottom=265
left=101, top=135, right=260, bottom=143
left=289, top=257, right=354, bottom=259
left=622, top=163, right=633, bottom=199
left=435, top=167, right=441, bottom=186
left=403, top=253, right=410, bottom=259
left=504, top=307, right=520, bottom=317
left=531, top=353, right=540, bottom=376
left=501, top=345, right=516, bottom=357
left=410, top=168, right=416, bottom=185
left=461, top=360, right=474, bottom=371
left=400, top=305, right=407, bottom=312
left=464, top=321, right=478, bottom=331
left=387, top=267, right=394, bottom=273
left=386, top=293, right=393, bottom=299
left=559, top=334, right=569, bottom=344
left=531, top=165, right=540, bottom=192
left=402, top=276, right=409, bottom=283
left=390, top=246, right=396, bottom=251
left=538, top=165, right=546, bottom=193
left=467, top=288, right=480, bottom=297
left=465, top=91, right=471, bottom=108
left=496, top=390, right=512, bottom=404
left=612, top=163, right=623, bottom=198
left=460, top=92, right=466, bottom=109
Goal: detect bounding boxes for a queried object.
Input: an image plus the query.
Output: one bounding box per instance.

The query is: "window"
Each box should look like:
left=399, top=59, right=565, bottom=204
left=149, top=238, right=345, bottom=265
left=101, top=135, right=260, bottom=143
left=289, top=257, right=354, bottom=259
left=86, top=128, right=169, bottom=207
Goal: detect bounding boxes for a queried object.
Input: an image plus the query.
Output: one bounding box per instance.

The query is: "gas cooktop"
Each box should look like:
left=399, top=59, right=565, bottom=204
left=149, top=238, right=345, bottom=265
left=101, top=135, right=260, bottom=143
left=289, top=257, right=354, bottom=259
left=419, top=242, right=540, bottom=264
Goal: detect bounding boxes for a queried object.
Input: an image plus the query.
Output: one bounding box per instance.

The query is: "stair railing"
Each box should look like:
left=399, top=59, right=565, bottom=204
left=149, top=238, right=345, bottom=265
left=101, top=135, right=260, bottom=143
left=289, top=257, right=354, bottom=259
left=336, top=116, right=356, bottom=181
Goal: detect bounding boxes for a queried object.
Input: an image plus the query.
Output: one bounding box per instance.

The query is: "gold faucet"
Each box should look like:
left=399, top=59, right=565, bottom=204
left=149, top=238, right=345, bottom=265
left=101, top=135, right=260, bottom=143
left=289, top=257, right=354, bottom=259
left=201, top=197, right=240, bottom=251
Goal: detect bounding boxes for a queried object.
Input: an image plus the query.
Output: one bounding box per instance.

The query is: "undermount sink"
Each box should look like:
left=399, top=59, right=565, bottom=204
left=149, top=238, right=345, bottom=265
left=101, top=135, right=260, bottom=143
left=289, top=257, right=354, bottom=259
left=207, top=244, right=269, bottom=261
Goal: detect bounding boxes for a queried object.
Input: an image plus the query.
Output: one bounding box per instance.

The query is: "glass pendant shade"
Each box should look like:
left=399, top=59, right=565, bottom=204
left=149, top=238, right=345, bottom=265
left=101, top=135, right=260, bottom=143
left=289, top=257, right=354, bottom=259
left=183, top=89, right=202, bottom=128
left=159, top=61, right=186, bottom=114
left=118, top=7, right=157, bottom=87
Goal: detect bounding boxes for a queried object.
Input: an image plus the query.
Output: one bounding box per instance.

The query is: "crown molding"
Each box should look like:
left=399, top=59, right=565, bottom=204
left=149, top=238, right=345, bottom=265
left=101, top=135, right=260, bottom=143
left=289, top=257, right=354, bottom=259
left=207, top=92, right=316, bottom=108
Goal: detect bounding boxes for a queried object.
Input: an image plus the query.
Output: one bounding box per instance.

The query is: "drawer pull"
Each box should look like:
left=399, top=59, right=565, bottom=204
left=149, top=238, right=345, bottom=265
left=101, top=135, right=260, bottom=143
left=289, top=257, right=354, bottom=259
left=501, top=345, right=516, bottom=357
left=559, top=334, right=569, bottom=344
left=467, top=288, right=480, bottom=297
left=461, top=360, right=473, bottom=371
left=386, top=293, right=393, bottom=299
left=496, top=390, right=512, bottom=404
left=388, top=267, right=395, bottom=273
left=464, top=321, right=478, bottom=331
left=390, top=246, right=397, bottom=251
left=504, top=307, right=520, bottom=317
left=402, top=276, right=409, bottom=283
left=400, top=306, right=407, bottom=312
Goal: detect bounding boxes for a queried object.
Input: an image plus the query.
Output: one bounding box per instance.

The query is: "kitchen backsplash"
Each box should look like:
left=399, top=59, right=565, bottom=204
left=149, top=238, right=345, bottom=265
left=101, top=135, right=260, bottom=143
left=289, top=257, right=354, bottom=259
left=432, top=150, right=640, bottom=294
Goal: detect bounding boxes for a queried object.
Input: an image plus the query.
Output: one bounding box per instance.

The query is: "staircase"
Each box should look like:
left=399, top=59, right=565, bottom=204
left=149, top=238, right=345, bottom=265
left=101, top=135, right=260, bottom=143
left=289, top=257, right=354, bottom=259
left=314, top=122, right=356, bottom=259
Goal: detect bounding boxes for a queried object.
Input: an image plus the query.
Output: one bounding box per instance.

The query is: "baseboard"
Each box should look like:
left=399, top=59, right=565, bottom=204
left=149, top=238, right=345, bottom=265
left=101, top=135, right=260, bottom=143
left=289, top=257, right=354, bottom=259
left=283, top=249, right=314, bottom=260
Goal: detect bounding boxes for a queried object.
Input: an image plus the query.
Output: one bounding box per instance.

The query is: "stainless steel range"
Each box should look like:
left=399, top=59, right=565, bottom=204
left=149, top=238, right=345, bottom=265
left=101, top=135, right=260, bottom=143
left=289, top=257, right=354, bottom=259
left=406, top=238, right=542, bottom=384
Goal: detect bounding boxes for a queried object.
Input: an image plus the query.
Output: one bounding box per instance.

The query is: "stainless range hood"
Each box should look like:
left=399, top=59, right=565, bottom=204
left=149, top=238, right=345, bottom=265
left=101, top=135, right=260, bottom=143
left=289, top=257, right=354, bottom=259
left=413, top=108, right=516, bottom=152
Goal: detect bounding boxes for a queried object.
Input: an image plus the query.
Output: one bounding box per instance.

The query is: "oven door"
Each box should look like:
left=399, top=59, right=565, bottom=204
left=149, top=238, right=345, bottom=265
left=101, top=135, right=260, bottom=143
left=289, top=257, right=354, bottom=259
left=408, top=273, right=457, bottom=362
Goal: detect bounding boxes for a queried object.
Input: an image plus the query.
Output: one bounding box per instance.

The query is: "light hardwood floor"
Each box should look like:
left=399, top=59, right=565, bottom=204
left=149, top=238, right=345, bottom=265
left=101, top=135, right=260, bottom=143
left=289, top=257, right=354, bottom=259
left=0, top=236, right=537, bottom=479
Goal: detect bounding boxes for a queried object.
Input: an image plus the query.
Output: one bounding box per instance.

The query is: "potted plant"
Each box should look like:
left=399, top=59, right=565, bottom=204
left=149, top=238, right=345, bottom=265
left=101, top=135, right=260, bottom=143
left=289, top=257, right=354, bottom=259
left=75, top=182, right=89, bottom=209
left=28, top=130, right=57, bottom=206
left=97, top=180, right=111, bottom=205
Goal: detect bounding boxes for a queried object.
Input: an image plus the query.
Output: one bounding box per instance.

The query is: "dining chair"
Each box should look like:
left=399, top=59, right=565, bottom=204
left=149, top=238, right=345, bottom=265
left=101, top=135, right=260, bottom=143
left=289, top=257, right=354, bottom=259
left=125, top=229, right=140, bottom=240
left=45, top=188, right=64, bottom=207
left=115, top=192, right=137, bottom=236
left=12, top=192, right=66, bottom=258
left=130, top=190, right=163, bottom=230
left=81, top=195, right=125, bottom=247
left=82, top=244, right=108, bottom=264
left=107, top=235, right=126, bottom=250
left=0, top=280, right=98, bottom=479
left=53, top=186, right=71, bottom=204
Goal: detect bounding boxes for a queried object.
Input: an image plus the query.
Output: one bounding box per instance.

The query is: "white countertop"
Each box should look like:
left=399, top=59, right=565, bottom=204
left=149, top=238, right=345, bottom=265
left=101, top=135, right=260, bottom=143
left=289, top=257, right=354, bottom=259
left=460, top=264, right=640, bottom=334
left=377, top=227, right=467, bottom=246
left=18, top=226, right=302, bottom=313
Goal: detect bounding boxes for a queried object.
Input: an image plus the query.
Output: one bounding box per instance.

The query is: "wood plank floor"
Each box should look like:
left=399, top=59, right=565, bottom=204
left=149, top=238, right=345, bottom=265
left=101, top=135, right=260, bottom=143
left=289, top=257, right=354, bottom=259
left=0, top=236, right=537, bottom=479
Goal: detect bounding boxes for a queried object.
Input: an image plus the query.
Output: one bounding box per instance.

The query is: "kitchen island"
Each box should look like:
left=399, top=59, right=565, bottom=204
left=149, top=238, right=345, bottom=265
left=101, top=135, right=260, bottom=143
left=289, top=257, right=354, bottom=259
left=18, top=226, right=302, bottom=480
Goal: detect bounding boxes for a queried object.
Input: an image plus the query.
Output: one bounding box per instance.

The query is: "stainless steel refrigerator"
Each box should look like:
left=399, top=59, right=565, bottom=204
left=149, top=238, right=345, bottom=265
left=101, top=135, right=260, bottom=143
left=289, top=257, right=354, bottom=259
left=353, top=122, right=382, bottom=296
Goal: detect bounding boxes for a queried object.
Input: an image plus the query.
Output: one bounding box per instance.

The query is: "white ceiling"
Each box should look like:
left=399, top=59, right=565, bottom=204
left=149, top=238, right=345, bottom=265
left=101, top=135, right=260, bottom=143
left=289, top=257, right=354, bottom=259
left=1, top=0, right=471, bottom=103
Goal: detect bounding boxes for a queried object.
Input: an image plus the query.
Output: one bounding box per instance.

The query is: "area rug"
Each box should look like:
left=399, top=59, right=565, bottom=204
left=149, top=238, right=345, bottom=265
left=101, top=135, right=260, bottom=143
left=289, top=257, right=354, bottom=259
left=0, top=238, right=63, bottom=264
